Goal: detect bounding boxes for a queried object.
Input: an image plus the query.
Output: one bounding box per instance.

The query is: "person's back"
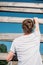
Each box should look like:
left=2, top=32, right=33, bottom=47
left=11, top=30, right=42, bottom=65
left=6, top=17, right=43, bottom=65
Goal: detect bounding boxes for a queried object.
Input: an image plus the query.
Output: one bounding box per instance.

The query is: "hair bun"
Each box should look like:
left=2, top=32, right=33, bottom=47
left=22, top=19, right=35, bottom=34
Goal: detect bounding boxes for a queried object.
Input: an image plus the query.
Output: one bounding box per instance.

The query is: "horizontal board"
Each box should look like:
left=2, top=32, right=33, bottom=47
left=0, top=53, right=8, bottom=60
left=0, top=33, right=22, bottom=42
left=11, top=61, right=18, bottom=65
left=0, top=53, right=43, bottom=62
left=0, top=16, right=43, bottom=24
left=0, top=2, right=43, bottom=8
left=8, top=61, right=18, bottom=65
left=0, top=7, right=43, bottom=13
left=0, top=33, right=43, bottom=42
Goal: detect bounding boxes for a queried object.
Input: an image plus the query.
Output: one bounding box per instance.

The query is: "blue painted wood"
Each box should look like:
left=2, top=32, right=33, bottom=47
left=0, top=0, right=43, bottom=2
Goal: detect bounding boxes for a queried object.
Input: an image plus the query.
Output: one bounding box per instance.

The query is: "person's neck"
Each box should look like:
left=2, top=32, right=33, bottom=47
left=24, top=33, right=29, bottom=35
left=24, top=33, right=31, bottom=35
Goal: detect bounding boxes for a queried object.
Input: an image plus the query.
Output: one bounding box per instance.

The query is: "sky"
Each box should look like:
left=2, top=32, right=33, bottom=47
left=0, top=0, right=43, bottom=54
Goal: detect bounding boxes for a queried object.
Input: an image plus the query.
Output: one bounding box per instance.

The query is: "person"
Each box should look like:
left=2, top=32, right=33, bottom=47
left=6, top=17, right=43, bottom=65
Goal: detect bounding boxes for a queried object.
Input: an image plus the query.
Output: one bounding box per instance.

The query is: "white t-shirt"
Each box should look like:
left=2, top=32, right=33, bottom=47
left=10, top=31, right=43, bottom=65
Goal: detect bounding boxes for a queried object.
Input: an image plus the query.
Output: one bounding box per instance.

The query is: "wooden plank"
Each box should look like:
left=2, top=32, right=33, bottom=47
left=41, top=55, right=43, bottom=62
left=41, top=34, right=43, bottom=42
left=0, top=16, right=43, bottom=24
left=0, top=2, right=43, bottom=8
left=12, top=61, right=18, bottom=65
left=0, top=33, right=23, bottom=42
left=0, top=7, right=43, bottom=13
left=0, top=33, right=43, bottom=42
left=0, top=53, right=8, bottom=60
left=8, top=61, right=18, bottom=65
left=0, top=53, right=43, bottom=61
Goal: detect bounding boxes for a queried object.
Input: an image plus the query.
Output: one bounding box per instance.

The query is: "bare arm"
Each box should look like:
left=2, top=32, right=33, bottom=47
left=6, top=51, right=15, bottom=62
left=33, top=17, right=40, bottom=32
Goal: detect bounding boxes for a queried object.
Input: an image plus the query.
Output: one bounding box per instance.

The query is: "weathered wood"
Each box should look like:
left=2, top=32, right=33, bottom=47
left=0, top=7, right=43, bottom=13
left=0, top=33, right=23, bottom=42
left=41, top=55, right=43, bottom=62
left=0, top=33, right=43, bottom=42
left=0, top=2, right=43, bottom=8
left=8, top=61, right=18, bottom=65
left=0, top=16, right=43, bottom=24
left=0, top=53, right=43, bottom=62
left=0, top=53, right=8, bottom=60
left=11, top=61, right=18, bottom=65
left=41, top=34, right=43, bottom=42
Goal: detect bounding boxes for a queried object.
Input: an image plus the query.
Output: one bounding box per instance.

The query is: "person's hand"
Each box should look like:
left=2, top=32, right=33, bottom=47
left=6, top=51, right=14, bottom=62
left=33, top=17, right=39, bottom=32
